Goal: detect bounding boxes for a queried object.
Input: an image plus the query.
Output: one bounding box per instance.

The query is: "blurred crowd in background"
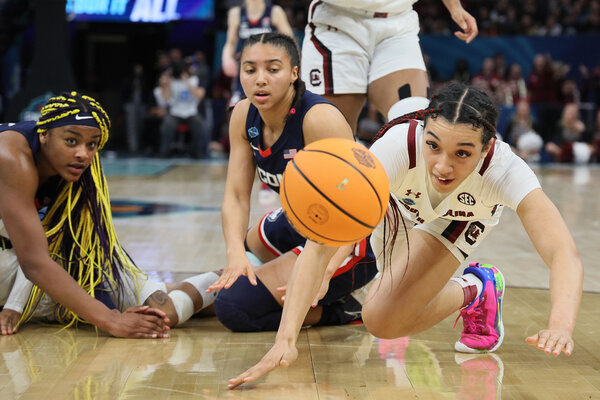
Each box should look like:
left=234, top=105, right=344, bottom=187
left=1, top=0, right=600, bottom=163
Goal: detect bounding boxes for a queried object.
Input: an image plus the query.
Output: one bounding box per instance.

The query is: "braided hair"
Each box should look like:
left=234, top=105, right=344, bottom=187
left=242, top=32, right=306, bottom=120
left=374, top=82, right=498, bottom=146
left=19, top=91, right=144, bottom=328
left=374, top=82, right=498, bottom=275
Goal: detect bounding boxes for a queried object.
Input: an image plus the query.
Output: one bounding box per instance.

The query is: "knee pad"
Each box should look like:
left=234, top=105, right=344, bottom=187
left=168, top=290, right=194, bottom=326
left=245, top=251, right=263, bottom=266
left=387, top=97, right=430, bottom=121
left=214, top=276, right=281, bottom=332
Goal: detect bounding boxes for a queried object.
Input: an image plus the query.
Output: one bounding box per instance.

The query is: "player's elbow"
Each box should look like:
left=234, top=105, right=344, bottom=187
left=17, top=255, right=46, bottom=284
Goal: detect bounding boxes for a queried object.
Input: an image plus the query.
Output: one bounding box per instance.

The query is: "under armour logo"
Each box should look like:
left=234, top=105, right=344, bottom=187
left=405, top=189, right=421, bottom=198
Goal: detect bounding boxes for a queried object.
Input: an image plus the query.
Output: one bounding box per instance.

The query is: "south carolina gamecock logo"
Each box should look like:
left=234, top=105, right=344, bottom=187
left=352, top=148, right=375, bottom=168
left=465, top=221, right=485, bottom=245
left=310, top=69, right=322, bottom=86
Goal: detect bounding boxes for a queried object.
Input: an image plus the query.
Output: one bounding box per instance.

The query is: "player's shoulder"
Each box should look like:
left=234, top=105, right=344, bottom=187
left=231, top=98, right=251, bottom=116
left=483, top=138, right=535, bottom=179
left=0, top=129, right=34, bottom=174
left=380, top=119, right=421, bottom=144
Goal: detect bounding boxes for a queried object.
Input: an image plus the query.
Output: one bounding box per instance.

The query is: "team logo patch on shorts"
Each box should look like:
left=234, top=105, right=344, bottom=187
left=310, top=69, right=322, bottom=86
left=457, top=192, right=476, bottom=206
left=352, top=148, right=375, bottom=168
left=248, top=126, right=260, bottom=138
left=464, top=221, right=485, bottom=245
left=267, top=208, right=284, bottom=222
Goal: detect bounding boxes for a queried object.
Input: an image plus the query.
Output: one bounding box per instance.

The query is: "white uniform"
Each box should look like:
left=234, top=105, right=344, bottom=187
left=301, top=0, right=425, bottom=95
left=0, top=219, right=164, bottom=320
left=369, top=120, right=541, bottom=262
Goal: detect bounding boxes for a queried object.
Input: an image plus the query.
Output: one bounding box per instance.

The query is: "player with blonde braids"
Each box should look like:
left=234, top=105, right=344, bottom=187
left=0, top=92, right=220, bottom=336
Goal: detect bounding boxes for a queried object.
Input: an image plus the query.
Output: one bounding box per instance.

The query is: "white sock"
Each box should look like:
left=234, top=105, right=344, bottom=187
left=462, top=273, right=483, bottom=296
left=450, top=273, right=483, bottom=309
left=184, top=272, right=220, bottom=309
left=387, top=96, right=430, bottom=121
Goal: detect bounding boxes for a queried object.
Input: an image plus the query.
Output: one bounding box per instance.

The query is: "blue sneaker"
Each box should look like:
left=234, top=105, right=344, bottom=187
left=454, top=262, right=505, bottom=353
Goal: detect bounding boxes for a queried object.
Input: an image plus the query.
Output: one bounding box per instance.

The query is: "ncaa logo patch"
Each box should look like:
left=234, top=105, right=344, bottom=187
left=457, top=192, right=476, bottom=206
left=310, top=69, right=322, bottom=86
left=352, top=148, right=375, bottom=168
left=402, top=198, right=415, bottom=206
left=248, top=126, right=260, bottom=138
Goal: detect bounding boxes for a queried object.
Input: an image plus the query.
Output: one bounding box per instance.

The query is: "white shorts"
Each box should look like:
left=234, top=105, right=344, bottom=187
left=0, top=248, right=165, bottom=320
left=301, top=2, right=426, bottom=95
left=370, top=201, right=503, bottom=269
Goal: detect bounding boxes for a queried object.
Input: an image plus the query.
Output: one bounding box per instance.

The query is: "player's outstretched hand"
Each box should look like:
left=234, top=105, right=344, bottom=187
left=106, top=306, right=170, bottom=339
left=228, top=340, right=298, bottom=389
left=207, top=253, right=256, bottom=292
left=525, top=328, right=574, bottom=356
left=0, top=308, right=21, bottom=335
left=450, top=9, right=478, bottom=44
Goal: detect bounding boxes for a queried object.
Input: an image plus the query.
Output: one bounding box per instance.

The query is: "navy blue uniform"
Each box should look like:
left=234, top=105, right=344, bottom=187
left=238, top=3, right=275, bottom=43
left=247, top=90, right=328, bottom=192
left=230, top=3, right=276, bottom=105
left=0, top=121, right=116, bottom=308
left=214, top=91, right=378, bottom=332
left=0, top=121, right=40, bottom=161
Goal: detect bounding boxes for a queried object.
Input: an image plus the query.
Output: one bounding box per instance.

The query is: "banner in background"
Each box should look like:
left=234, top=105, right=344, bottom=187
left=66, top=0, right=213, bottom=22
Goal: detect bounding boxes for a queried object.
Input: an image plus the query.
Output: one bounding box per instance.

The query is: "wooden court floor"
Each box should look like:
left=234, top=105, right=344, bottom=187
left=1, top=159, right=599, bottom=400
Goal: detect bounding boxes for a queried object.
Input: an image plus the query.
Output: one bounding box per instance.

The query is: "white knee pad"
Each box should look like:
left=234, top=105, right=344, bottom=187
left=387, top=97, right=430, bottom=121
left=183, top=272, right=220, bottom=309
left=168, top=290, right=194, bottom=326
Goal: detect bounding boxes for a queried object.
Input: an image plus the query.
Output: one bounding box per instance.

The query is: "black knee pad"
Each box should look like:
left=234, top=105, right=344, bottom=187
left=214, top=276, right=282, bottom=332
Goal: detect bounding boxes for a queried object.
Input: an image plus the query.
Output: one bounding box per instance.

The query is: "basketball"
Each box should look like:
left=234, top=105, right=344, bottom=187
left=280, top=138, right=389, bottom=246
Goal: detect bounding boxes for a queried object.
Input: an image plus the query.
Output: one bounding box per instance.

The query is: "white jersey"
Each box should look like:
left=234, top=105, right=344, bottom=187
left=370, top=120, right=541, bottom=225
left=320, top=0, right=417, bottom=14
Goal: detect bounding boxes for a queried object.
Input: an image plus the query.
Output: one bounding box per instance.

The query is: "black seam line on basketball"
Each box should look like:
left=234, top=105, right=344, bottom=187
left=301, top=148, right=385, bottom=219
left=291, top=158, right=376, bottom=230
left=282, top=170, right=364, bottom=244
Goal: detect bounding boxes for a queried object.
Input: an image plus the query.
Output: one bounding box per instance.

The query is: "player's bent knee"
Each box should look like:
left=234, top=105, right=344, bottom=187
left=362, top=301, right=413, bottom=339
left=214, top=276, right=281, bottom=332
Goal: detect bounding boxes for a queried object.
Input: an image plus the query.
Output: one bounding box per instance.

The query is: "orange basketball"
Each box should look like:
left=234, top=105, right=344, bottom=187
left=280, top=137, right=389, bottom=246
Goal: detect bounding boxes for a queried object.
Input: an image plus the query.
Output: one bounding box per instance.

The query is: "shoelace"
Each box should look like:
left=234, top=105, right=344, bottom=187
left=453, top=307, right=486, bottom=334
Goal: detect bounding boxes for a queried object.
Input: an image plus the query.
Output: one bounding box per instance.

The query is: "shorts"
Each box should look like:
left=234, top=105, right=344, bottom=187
left=0, top=247, right=165, bottom=320
left=301, top=2, right=426, bottom=95
left=258, top=208, right=376, bottom=278
left=370, top=199, right=503, bottom=268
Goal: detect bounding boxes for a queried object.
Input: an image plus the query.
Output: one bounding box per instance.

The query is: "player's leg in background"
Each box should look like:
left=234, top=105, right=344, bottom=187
left=368, top=69, right=430, bottom=121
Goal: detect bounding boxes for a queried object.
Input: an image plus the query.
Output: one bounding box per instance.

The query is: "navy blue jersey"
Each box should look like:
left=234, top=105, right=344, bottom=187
left=246, top=90, right=330, bottom=192
left=0, top=120, right=60, bottom=214
left=0, top=121, right=40, bottom=162
left=238, top=3, right=274, bottom=43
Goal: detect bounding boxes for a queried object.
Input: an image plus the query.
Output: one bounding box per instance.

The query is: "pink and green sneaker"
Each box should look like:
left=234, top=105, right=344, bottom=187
left=454, top=262, right=505, bottom=353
